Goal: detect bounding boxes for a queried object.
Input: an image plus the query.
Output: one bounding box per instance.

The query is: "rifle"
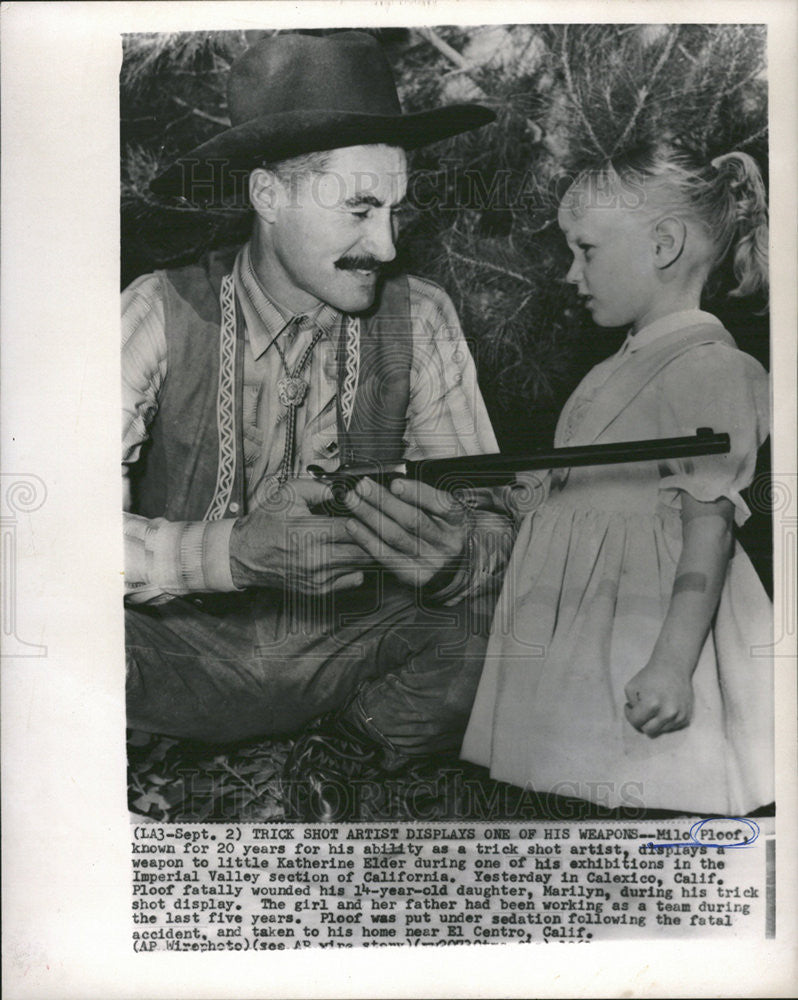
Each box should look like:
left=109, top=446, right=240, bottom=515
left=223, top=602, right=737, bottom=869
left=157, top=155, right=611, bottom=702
left=307, top=428, right=729, bottom=509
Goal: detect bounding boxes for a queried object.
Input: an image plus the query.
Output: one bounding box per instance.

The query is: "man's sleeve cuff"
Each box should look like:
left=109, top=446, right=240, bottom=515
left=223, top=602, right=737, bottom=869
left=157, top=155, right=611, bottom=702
left=146, top=517, right=240, bottom=594
left=202, top=518, right=239, bottom=592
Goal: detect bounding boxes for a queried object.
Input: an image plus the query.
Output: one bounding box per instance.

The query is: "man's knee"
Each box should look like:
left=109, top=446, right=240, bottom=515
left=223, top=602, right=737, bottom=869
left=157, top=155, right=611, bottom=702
left=352, top=626, right=489, bottom=757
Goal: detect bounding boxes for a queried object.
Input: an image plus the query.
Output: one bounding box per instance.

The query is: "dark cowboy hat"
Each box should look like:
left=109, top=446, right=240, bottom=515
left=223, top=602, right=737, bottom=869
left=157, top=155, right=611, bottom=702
left=150, top=31, right=495, bottom=201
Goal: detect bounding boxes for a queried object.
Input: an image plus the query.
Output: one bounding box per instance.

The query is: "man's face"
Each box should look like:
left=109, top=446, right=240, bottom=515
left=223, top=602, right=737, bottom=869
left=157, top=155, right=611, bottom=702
left=256, top=144, right=408, bottom=314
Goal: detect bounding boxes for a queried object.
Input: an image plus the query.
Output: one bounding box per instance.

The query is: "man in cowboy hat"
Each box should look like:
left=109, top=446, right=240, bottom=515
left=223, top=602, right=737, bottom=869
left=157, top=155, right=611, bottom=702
left=123, top=31, right=512, bottom=808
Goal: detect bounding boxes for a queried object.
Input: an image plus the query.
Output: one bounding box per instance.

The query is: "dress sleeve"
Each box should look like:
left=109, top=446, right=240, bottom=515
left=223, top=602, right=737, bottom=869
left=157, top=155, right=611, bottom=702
left=656, top=344, right=770, bottom=526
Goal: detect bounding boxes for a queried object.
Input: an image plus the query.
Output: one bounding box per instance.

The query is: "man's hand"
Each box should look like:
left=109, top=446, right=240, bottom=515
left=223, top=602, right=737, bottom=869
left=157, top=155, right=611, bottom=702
left=229, top=478, right=368, bottom=594
left=624, top=657, right=695, bottom=737
left=342, top=477, right=469, bottom=589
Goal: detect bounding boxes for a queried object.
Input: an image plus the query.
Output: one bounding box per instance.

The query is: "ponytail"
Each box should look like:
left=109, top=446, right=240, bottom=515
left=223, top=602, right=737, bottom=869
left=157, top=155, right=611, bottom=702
left=567, top=144, right=769, bottom=302
left=709, top=152, right=769, bottom=299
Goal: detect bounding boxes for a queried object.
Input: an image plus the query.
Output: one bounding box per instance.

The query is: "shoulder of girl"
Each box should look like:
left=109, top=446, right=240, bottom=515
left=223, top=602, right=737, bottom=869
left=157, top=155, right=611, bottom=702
left=673, top=337, right=766, bottom=375
left=712, top=339, right=769, bottom=381
left=658, top=346, right=768, bottom=414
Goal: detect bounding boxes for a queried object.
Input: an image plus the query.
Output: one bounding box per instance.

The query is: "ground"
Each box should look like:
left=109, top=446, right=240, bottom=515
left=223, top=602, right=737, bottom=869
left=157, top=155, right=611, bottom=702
left=128, top=730, right=291, bottom=822
left=127, top=728, right=563, bottom=823
left=128, top=730, right=748, bottom=823
left=127, top=729, right=502, bottom=823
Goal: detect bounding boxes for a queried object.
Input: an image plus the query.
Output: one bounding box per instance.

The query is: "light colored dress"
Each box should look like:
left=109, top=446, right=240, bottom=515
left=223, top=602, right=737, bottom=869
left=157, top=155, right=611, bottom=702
left=461, top=311, right=774, bottom=815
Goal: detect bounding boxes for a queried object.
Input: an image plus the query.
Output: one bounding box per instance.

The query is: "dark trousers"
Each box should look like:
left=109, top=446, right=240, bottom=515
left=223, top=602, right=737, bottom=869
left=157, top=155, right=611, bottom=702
left=126, top=572, right=493, bottom=755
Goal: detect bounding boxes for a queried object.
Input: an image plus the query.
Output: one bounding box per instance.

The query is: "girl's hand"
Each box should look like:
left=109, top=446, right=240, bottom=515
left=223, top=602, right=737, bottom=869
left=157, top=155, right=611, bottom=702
left=624, top=658, right=695, bottom=737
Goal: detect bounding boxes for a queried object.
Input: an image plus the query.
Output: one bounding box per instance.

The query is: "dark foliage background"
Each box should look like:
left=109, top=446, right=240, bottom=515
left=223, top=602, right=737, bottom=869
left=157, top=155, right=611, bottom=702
left=122, top=25, right=771, bottom=821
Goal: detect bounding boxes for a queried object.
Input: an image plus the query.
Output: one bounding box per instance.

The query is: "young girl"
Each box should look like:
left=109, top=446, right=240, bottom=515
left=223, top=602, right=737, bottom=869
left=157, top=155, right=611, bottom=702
left=461, top=145, right=774, bottom=815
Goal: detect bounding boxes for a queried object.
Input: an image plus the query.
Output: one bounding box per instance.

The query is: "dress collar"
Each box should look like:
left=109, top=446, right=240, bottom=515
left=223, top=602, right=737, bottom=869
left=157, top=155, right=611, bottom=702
left=622, top=309, right=722, bottom=355
left=233, top=243, right=341, bottom=360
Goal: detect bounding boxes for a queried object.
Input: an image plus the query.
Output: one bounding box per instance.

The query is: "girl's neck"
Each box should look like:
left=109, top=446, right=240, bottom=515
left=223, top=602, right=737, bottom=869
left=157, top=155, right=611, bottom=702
left=632, top=290, right=703, bottom=334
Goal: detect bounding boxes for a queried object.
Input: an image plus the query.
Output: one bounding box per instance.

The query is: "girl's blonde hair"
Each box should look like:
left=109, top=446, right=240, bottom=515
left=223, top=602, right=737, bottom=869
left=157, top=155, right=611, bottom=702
left=569, top=145, right=769, bottom=300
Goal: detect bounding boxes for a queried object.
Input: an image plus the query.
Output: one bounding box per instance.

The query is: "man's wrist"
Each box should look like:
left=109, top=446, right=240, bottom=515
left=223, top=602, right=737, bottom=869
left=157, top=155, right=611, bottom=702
left=423, top=559, right=471, bottom=604
left=229, top=518, right=256, bottom=589
left=422, top=508, right=475, bottom=604
left=422, top=559, right=465, bottom=602
left=204, top=518, right=239, bottom=592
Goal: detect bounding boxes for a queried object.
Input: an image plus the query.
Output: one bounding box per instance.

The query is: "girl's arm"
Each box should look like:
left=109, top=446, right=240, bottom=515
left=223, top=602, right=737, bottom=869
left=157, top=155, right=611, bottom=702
left=624, top=493, right=735, bottom=737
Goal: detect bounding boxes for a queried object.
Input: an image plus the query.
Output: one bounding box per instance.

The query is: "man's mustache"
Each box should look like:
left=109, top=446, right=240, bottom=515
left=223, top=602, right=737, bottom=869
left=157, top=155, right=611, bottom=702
left=335, top=256, right=383, bottom=272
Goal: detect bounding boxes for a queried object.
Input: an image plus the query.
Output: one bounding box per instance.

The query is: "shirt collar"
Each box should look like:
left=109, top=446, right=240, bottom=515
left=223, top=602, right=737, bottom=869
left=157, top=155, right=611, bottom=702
left=622, top=309, right=722, bottom=355
left=233, top=243, right=341, bottom=360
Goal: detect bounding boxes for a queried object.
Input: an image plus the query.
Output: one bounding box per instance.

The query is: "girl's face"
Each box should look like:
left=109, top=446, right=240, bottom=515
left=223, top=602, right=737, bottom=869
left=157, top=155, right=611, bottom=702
left=558, top=181, right=661, bottom=331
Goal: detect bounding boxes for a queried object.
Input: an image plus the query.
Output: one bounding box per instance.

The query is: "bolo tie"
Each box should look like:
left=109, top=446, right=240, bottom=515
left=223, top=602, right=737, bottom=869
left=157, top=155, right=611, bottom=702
left=272, top=318, right=326, bottom=483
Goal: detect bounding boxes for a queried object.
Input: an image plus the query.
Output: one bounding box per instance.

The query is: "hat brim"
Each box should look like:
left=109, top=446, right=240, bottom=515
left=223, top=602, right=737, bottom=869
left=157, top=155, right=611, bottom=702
left=149, top=104, right=495, bottom=201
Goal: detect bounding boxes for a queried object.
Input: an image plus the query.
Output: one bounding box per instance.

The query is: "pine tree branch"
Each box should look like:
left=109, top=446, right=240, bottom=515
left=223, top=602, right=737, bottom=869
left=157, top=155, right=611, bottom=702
left=737, top=124, right=769, bottom=149
left=415, top=27, right=489, bottom=100
left=722, top=65, right=766, bottom=100
left=216, top=758, right=267, bottom=803
left=172, top=95, right=229, bottom=128
left=677, top=43, right=699, bottom=65
left=441, top=247, right=469, bottom=315
left=444, top=247, right=537, bottom=288
left=559, top=26, right=607, bottom=157
left=504, top=290, right=537, bottom=326
left=124, top=190, right=245, bottom=218
left=417, top=26, right=471, bottom=70
left=612, top=26, right=680, bottom=153
left=704, top=30, right=746, bottom=140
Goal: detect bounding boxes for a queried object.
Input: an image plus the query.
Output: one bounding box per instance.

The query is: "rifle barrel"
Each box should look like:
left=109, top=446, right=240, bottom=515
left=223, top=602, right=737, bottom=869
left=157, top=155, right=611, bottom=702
left=409, top=429, right=730, bottom=488
left=308, top=429, right=730, bottom=493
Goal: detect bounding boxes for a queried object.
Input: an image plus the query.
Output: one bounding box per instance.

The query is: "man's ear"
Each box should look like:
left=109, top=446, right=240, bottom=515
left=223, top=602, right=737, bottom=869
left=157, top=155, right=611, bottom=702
left=249, top=168, right=281, bottom=222
left=652, top=216, right=686, bottom=270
